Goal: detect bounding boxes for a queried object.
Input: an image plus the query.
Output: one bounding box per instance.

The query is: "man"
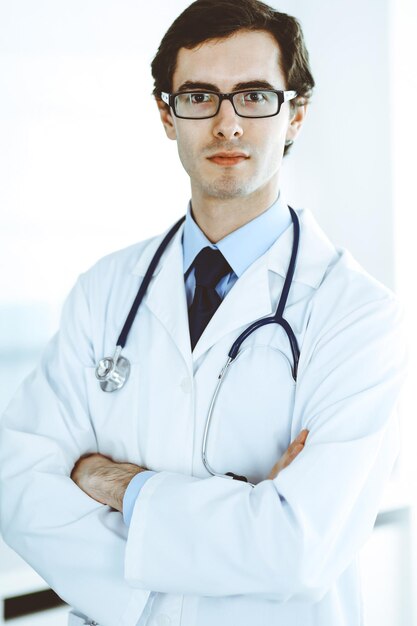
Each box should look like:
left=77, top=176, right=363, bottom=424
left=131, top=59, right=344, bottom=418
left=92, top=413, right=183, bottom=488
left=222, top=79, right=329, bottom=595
left=0, top=1, right=406, bottom=625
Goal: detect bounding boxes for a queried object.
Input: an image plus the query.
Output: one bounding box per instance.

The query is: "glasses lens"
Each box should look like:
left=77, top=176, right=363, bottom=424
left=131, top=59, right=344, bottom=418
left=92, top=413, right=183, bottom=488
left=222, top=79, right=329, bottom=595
left=174, top=90, right=280, bottom=118
left=233, top=91, right=279, bottom=117
left=175, top=92, right=219, bottom=118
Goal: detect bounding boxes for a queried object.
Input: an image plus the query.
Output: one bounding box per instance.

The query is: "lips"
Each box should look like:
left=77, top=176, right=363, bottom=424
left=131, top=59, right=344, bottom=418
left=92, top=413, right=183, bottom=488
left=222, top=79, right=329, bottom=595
left=207, top=152, right=249, bottom=166
left=209, top=152, right=248, bottom=158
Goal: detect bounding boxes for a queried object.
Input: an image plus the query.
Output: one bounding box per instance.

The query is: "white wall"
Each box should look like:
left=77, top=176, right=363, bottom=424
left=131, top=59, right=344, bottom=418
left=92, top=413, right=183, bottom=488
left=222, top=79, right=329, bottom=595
left=0, top=0, right=396, bottom=319
left=274, top=0, right=394, bottom=288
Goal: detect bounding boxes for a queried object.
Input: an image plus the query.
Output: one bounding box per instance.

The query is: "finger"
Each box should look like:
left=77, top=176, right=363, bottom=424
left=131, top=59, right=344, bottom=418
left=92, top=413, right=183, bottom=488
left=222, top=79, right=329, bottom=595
left=288, top=442, right=304, bottom=459
left=285, top=437, right=306, bottom=459
left=284, top=431, right=308, bottom=457
left=268, top=441, right=306, bottom=479
left=268, top=443, right=302, bottom=478
left=294, top=429, right=309, bottom=444
left=268, top=431, right=310, bottom=480
left=267, top=463, right=281, bottom=480
left=282, top=442, right=304, bottom=467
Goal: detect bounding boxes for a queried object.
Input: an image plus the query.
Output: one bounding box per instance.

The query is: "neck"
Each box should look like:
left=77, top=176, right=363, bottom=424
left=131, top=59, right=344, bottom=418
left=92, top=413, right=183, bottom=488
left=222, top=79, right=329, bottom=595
left=190, top=182, right=279, bottom=243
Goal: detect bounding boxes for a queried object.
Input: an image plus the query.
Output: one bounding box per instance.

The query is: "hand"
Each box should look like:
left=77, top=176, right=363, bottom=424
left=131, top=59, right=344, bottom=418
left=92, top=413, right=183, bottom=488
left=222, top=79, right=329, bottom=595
left=71, top=453, right=147, bottom=512
left=267, top=429, right=309, bottom=480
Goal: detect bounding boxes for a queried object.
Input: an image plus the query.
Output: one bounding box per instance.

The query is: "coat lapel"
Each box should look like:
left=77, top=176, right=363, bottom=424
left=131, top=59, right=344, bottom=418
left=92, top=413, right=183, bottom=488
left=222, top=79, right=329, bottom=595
left=131, top=225, right=193, bottom=373
left=192, top=208, right=337, bottom=362
left=191, top=252, right=273, bottom=362
left=130, top=208, right=337, bottom=369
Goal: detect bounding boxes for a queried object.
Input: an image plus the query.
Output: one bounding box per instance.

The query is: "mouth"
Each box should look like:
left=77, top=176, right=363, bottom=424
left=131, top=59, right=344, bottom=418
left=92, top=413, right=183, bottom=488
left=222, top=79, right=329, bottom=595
left=207, top=152, right=249, bottom=167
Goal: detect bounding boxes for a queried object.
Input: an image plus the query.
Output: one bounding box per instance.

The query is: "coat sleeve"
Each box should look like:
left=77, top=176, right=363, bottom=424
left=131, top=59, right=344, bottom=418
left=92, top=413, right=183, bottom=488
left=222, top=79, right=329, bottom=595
left=124, top=290, right=407, bottom=601
left=0, top=277, right=150, bottom=626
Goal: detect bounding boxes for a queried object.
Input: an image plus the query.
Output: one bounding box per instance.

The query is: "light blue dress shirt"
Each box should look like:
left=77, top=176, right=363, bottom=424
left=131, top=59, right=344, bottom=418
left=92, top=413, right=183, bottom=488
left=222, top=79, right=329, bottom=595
left=122, top=193, right=292, bottom=526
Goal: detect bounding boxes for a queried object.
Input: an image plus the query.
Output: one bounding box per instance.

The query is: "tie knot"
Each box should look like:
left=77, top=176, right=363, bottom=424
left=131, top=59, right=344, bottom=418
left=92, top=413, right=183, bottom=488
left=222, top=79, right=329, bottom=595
left=193, top=247, right=232, bottom=288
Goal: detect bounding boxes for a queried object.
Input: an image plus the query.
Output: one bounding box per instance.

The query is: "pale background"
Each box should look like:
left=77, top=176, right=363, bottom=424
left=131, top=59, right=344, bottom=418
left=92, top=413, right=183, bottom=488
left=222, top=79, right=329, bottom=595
left=0, top=0, right=416, bottom=624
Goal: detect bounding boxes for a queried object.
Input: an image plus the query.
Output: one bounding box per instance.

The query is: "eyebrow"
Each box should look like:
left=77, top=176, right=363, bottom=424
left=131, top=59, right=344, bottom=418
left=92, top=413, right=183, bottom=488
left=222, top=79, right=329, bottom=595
left=176, top=80, right=278, bottom=92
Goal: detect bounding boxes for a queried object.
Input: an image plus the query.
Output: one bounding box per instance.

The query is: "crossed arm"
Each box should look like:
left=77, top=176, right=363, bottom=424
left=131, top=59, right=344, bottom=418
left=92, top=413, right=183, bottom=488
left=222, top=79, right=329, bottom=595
left=0, top=269, right=406, bottom=626
left=70, top=429, right=309, bottom=513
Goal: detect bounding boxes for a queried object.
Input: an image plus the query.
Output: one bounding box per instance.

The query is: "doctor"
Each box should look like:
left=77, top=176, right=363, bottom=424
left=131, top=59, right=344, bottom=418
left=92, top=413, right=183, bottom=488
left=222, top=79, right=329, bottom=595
left=0, top=1, right=407, bottom=625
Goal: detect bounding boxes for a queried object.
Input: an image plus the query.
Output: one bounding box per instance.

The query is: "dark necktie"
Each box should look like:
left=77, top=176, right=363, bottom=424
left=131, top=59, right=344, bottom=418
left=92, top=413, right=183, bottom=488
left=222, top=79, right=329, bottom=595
left=188, top=247, right=232, bottom=350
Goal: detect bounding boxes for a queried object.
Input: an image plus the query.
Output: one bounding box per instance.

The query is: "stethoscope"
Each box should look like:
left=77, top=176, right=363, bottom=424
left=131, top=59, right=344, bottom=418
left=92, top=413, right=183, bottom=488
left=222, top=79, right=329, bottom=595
left=95, top=206, right=300, bottom=486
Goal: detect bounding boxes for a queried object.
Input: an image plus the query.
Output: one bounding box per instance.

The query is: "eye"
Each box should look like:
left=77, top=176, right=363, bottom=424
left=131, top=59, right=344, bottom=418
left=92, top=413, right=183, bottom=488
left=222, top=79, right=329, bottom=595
left=190, top=93, right=212, bottom=104
left=244, top=91, right=267, bottom=103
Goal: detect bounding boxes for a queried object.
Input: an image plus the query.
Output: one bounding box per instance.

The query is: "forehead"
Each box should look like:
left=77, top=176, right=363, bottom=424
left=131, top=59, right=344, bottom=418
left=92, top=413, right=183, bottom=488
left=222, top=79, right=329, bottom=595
left=172, top=29, right=286, bottom=91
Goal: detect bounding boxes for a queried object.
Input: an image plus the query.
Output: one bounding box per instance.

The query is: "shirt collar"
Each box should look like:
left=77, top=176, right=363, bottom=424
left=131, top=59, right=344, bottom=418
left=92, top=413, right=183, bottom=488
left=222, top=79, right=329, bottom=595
left=182, top=191, right=292, bottom=277
left=132, top=201, right=338, bottom=292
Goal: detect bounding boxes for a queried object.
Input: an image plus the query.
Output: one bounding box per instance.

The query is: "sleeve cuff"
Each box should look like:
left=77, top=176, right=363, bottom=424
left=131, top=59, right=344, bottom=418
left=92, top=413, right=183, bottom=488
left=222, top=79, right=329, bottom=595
left=123, top=470, right=157, bottom=526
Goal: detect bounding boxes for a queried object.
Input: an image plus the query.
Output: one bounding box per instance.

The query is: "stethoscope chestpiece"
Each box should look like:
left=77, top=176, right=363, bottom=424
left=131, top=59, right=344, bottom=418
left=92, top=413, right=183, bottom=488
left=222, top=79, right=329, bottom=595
left=95, top=346, right=131, bottom=392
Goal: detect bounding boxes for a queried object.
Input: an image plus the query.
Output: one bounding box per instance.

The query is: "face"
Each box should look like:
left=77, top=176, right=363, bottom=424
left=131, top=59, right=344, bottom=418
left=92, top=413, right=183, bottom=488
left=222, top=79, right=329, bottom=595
left=158, top=29, right=305, bottom=206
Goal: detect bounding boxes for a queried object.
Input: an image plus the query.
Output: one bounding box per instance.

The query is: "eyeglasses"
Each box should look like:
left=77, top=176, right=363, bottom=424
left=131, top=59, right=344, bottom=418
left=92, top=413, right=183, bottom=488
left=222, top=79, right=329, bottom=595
left=161, top=89, right=298, bottom=119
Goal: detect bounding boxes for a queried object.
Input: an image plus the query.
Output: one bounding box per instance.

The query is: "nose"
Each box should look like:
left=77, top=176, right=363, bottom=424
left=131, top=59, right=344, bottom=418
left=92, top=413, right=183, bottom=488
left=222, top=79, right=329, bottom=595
left=212, top=98, right=243, bottom=140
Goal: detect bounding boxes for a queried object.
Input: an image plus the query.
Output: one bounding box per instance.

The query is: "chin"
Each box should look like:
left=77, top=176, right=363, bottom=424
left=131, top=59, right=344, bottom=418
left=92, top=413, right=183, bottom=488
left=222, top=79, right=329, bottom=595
left=202, top=177, right=254, bottom=200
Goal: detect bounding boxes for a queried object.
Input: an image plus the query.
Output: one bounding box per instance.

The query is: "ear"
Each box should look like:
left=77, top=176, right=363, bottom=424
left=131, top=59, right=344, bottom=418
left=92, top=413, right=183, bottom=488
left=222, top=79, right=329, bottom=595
left=285, top=99, right=308, bottom=143
left=156, top=98, right=177, bottom=140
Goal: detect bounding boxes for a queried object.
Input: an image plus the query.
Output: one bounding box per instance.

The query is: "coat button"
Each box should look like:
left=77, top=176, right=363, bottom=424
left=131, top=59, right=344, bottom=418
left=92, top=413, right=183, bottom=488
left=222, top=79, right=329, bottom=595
left=180, top=377, right=192, bottom=393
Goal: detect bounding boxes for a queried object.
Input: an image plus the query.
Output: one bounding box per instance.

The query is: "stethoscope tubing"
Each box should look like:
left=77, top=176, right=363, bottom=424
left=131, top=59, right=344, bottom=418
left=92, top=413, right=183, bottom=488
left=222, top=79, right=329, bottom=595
left=201, top=207, right=300, bottom=482
left=95, top=206, right=301, bottom=483
left=116, top=216, right=186, bottom=350
left=227, top=207, right=300, bottom=378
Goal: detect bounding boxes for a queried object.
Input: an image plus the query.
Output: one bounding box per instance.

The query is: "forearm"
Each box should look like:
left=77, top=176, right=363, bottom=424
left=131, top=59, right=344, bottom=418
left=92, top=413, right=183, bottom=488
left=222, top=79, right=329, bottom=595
left=124, top=419, right=398, bottom=599
left=70, top=429, right=309, bottom=517
left=0, top=452, right=150, bottom=626
left=71, top=454, right=147, bottom=512
left=0, top=334, right=150, bottom=625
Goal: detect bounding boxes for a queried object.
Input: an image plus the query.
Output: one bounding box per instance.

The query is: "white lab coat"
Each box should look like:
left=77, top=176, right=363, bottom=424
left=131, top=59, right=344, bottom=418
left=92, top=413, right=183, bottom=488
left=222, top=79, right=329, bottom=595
left=0, top=207, right=407, bottom=626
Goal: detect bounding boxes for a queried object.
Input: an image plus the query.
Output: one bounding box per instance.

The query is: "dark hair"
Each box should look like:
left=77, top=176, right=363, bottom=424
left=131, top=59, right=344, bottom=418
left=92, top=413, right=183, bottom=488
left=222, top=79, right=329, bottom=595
left=151, top=0, right=315, bottom=156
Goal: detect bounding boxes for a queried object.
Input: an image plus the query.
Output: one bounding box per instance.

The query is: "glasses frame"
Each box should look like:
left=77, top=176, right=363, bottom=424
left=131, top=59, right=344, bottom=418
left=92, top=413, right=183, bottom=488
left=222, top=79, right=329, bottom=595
left=160, top=89, right=298, bottom=120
